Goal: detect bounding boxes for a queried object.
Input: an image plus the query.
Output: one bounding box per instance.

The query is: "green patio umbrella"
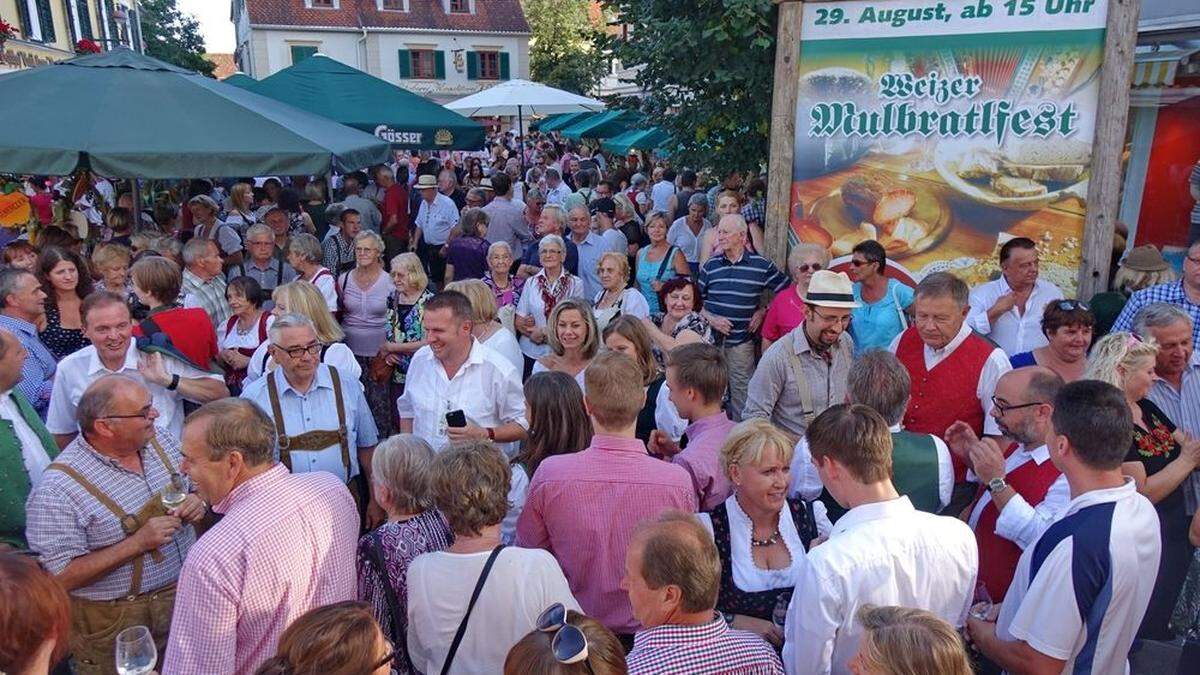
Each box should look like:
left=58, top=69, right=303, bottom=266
left=0, top=48, right=390, bottom=178
left=602, top=127, right=672, bottom=156
left=222, top=72, right=258, bottom=90
left=251, top=54, right=485, bottom=150
left=537, top=112, right=591, bottom=133
left=560, top=110, right=639, bottom=140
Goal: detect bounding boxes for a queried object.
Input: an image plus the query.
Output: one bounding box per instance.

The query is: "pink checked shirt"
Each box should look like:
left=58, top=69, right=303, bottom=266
left=672, top=412, right=736, bottom=512
left=516, top=434, right=698, bottom=634
left=163, top=464, right=359, bottom=675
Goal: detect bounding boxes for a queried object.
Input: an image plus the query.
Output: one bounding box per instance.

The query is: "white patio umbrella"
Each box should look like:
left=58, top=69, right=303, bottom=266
left=446, top=79, right=605, bottom=168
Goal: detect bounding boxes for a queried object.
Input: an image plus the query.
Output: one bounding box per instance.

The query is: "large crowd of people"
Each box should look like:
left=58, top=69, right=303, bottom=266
left=0, top=131, right=1197, bottom=675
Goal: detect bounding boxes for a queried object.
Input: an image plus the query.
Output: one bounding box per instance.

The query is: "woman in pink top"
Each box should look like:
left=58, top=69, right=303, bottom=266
left=338, top=231, right=395, bottom=361
left=761, top=243, right=830, bottom=352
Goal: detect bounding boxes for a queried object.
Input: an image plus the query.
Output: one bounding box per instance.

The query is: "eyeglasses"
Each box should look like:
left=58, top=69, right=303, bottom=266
left=539, top=249, right=564, bottom=256
left=101, top=404, right=155, bottom=421
left=795, top=263, right=823, bottom=273
left=811, top=309, right=852, bottom=326
left=991, top=396, right=1047, bottom=415
left=369, top=638, right=396, bottom=671
left=248, top=240, right=274, bottom=246
left=848, top=258, right=877, bottom=268
left=1056, top=300, right=1089, bottom=312
left=274, top=342, right=322, bottom=359
left=536, top=603, right=592, bottom=670
left=354, top=247, right=379, bottom=254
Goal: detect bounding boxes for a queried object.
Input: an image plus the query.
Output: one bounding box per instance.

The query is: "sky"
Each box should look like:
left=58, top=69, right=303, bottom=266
left=178, top=0, right=235, bottom=53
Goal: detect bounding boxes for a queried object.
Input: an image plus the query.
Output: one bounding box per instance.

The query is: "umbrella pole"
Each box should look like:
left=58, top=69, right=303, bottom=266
left=517, top=105, right=525, bottom=177
left=131, top=179, right=142, bottom=232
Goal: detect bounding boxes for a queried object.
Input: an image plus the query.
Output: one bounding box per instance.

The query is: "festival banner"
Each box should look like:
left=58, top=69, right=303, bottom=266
left=789, top=0, right=1107, bottom=294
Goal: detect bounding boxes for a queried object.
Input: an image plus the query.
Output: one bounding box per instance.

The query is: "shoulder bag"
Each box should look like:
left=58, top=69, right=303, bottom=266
left=440, top=545, right=506, bottom=675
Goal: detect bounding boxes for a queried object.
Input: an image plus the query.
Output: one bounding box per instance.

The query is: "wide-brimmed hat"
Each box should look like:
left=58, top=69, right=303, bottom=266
left=1123, top=244, right=1168, bottom=272
left=416, top=174, right=438, bottom=190
left=803, top=270, right=860, bottom=309
left=479, top=177, right=494, bottom=192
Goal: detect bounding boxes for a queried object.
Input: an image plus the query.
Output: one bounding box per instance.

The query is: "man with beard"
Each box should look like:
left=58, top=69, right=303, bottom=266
left=967, top=237, right=1063, bottom=356
left=950, top=366, right=1070, bottom=601
left=744, top=270, right=857, bottom=437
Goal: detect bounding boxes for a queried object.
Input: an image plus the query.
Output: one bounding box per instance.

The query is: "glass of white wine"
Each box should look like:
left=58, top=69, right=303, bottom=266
left=115, top=625, right=156, bottom=675
left=161, top=474, right=187, bottom=512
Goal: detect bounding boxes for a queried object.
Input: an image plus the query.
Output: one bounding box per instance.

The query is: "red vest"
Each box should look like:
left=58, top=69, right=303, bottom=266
left=974, top=454, right=1062, bottom=598
left=896, top=327, right=995, bottom=480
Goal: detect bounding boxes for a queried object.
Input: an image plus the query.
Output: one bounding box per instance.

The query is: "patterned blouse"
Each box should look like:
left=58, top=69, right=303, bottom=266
left=482, top=272, right=525, bottom=310
left=651, top=311, right=715, bottom=368
left=357, top=510, right=453, bottom=675
left=385, top=288, right=434, bottom=386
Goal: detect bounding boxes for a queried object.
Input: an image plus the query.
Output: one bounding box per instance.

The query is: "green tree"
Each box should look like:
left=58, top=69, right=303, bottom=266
left=137, top=0, right=215, bottom=77
left=600, top=0, right=777, bottom=174
left=522, top=0, right=605, bottom=95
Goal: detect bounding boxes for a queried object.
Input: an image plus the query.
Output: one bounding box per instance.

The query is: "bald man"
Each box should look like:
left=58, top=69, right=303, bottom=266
left=958, top=366, right=1072, bottom=600
left=698, top=214, right=788, bottom=420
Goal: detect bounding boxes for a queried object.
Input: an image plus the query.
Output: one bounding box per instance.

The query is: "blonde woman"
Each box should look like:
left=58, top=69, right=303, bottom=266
left=635, top=210, right=690, bottom=314
left=592, top=251, right=650, bottom=331
left=1086, top=331, right=1200, bottom=639
left=850, top=605, right=972, bottom=675
left=224, top=182, right=259, bottom=235
left=531, top=298, right=599, bottom=392
left=378, top=253, right=435, bottom=432
left=446, top=279, right=523, bottom=373
left=244, top=280, right=361, bottom=383
left=696, top=419, right=830, bottom=647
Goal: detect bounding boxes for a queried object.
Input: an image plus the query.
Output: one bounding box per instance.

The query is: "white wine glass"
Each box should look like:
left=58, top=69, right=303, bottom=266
left=115, top=625, right=156, bottom=675
left=161, top=475, right=187, bottom=512
left=970, top=581, right=994, bottom=621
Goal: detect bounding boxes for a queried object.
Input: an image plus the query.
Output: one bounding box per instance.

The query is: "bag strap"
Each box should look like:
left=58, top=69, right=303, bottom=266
left=655, top=246, right=677, bottom=279
left=366, top=529, right=405, bottom=646
left=441, top=545, right=506, bottom=675
left=891, top=283, right=908, bottom=330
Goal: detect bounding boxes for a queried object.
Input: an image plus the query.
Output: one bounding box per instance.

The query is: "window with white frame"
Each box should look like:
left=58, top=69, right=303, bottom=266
left=379, top=0, right=408, bottom=10
left=447, top=0, right=473, bottom=14
left=307, top=0, right=338, bottom=8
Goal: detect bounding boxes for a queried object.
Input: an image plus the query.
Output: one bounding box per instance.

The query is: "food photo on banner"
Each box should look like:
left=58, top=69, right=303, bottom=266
left=789, top=0, right=1108, bottom=295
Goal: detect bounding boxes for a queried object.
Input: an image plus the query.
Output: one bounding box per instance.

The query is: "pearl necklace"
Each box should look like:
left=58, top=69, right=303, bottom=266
left=751, top=529, right=781, bottom=547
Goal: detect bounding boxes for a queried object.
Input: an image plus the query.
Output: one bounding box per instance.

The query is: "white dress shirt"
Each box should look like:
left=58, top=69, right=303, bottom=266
left=782, top=496, right=977, bottom=675
left=967, top=277, right=1063, bottom=356
left=46, top=340, right=222, bottom=440
left=545, top=181, right=572, bottom=206
left=482, top=326, right=524, bottom=374
left=888, top=322, right=1012, bottom=437
left=651, top=180, right=676, bottom=212
left=967, top=444, right=1071, bottom=550
left=790, top=425, right=953, bottom=511
left=414, top=193, right=459, bottom=245
left=0, top=390, right=52, bottom=486
left=996, top=479, right=1160, bottom=675
left=396, top=339, right=528, bottom=451
left=698, top=495, right=831, bottom=593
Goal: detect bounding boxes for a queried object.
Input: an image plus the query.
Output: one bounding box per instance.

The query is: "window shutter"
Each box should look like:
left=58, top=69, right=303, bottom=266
left=499, top=52, right=510, bottom=80
left=466, top=51, right=478, bottom=80
left=35, top=0, right=54, bottom=42
left=77, top=0, right=93, bottom=39
left=290, top=45, right=318, bottom=64
left=434, top=50, right=446, bottom=79
left=397, top=49, right=411, bottom=78
left=15, top=0, right=32, bottom=39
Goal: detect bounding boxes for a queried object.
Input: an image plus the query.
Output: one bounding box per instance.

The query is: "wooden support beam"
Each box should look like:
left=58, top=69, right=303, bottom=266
left=763, top=0, right=805, bottom=270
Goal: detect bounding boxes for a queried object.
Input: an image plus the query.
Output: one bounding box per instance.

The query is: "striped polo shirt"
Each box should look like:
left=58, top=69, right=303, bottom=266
left=996, top=479, right=1160, bottom=675
left=698, top=251, right=789, bottom=345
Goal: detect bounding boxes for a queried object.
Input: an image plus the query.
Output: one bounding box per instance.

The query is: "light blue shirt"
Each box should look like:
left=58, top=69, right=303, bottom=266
left=241, top=363, right=378, bottom=482
left=415, top=193, right=459, bottom=245
left=571, top=230, right=621, bottom=299
left=0, top=316, right=56, bottom=417
left=850, top=278, right=914, bottom=356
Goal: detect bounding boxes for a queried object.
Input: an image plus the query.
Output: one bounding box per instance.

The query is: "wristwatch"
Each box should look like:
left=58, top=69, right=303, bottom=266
left=166, top=374, right=181, bottom=391
left=987, top=476, right=1008, bottom=494
left=486, top=427, right=496, bottom=441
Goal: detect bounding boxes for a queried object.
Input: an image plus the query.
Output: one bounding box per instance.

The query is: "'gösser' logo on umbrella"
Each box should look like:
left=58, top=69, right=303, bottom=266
left=374, top=125, right=424, bottom=146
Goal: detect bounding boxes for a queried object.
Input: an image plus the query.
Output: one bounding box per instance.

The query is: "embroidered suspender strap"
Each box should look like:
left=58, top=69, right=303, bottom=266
left=440, top=545, right=506, bottom=675
left=265, top=373, right=292, bottom=470
left=784, top=349, right=817, bottom=428
left=43, top=463, right=162, bottom=596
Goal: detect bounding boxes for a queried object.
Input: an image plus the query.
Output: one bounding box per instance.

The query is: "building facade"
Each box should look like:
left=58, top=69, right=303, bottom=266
left=0, top=0, right=135, bottom=73
left=233, top=0, right=530, bottom=104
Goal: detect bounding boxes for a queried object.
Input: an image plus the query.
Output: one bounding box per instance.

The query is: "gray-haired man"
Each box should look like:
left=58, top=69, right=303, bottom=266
left=240, top=313, right=381, bottom=527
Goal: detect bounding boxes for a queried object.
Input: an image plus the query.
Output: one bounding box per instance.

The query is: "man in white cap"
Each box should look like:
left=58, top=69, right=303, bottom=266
left=413, top=173, right=459, bottom=284
left=743, top=270, right=858, bottom=437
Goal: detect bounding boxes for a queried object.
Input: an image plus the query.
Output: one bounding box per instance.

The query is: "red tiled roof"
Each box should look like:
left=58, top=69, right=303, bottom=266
left=246, top=0, right=531, bottom=34
left=205, top=53, right=237, bottom=79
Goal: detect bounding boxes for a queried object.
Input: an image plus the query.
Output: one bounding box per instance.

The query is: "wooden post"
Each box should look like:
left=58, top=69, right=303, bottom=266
left=1078, top=0, right=1141, bottom=299
left=764, top=0, right=805, bottom=270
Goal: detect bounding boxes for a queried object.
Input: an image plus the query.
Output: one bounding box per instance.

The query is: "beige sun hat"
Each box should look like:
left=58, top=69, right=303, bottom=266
left=803, top=270, right=861, bottom=309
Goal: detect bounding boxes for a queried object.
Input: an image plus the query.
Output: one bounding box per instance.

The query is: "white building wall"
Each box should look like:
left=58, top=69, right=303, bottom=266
left=247, top=27, right=529, bottom=103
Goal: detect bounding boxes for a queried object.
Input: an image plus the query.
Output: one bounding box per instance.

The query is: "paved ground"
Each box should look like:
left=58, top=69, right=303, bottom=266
left=1130, top=639, right=1182, bottom=673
